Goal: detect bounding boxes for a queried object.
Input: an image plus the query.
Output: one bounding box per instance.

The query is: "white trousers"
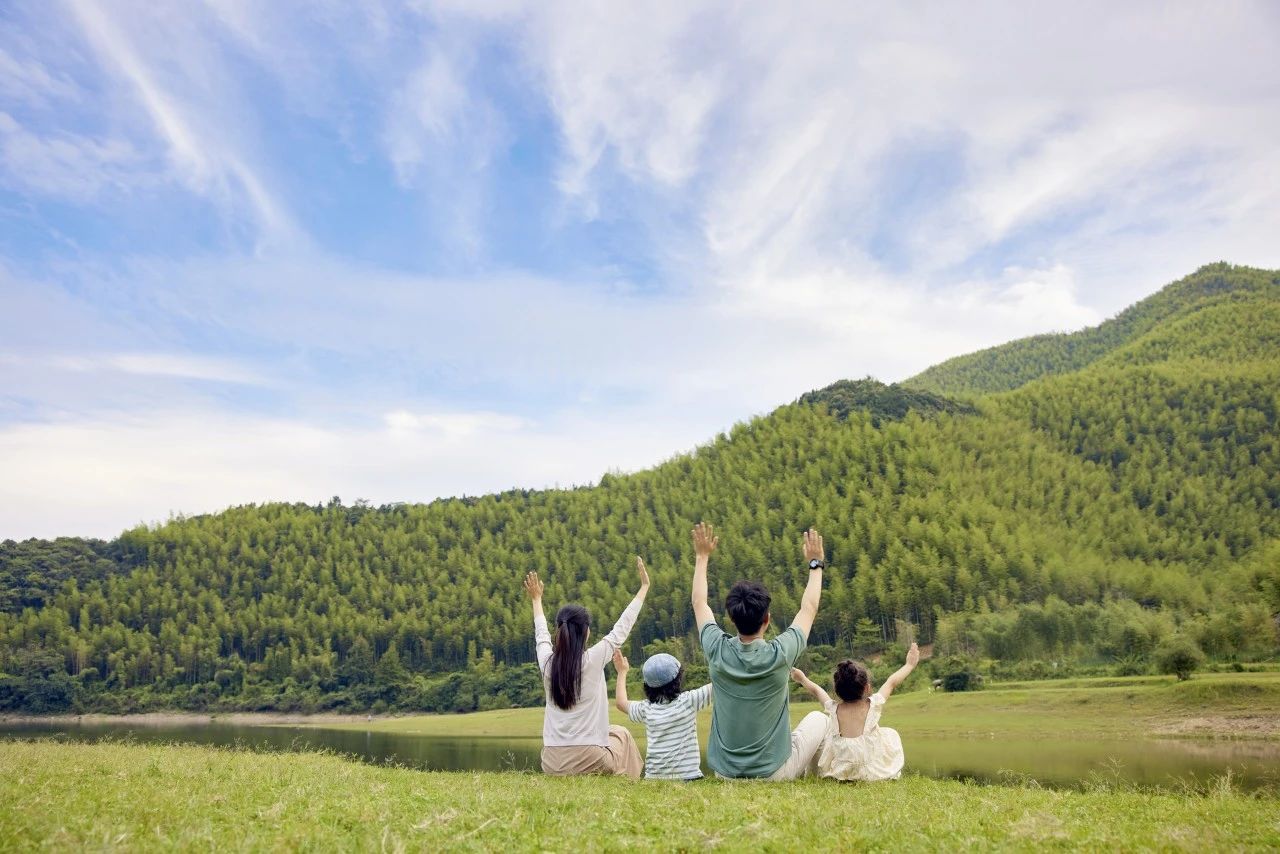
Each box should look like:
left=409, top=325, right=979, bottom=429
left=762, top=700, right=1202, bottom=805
left=766, top=711, right=828, bottom=781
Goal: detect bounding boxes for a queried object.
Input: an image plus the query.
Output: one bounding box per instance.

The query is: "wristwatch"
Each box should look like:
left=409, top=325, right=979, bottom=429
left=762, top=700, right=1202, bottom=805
left=809, top=559, right=825, bottom=570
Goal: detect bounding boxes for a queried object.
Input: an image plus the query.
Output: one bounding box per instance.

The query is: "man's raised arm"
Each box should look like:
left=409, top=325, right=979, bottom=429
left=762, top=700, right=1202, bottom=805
left=691, top=522, right=718, bottom=628
left=790, top=528, right=825, bottom=639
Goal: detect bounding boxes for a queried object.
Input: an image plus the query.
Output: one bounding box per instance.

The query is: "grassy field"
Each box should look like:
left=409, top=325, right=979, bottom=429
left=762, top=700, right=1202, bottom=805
left=2, top=740, right=1276, bottom=851
left=312, top=672, right=1280, bottom=742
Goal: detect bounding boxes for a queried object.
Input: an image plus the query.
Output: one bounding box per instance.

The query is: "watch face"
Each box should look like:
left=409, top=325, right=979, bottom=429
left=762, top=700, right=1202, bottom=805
left=810, top=559, right=823, bottom=569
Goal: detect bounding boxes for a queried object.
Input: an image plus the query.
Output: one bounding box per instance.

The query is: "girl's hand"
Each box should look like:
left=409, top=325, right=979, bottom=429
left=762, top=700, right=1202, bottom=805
left=613, top=649, right=630, bottom=674
left=906, top=642, right=920, bottom=668
left=523, top=572, right=544, bottom=601
left=790, top=667, right=807, bottom=684
left=636, top=556, right=650, bottom=593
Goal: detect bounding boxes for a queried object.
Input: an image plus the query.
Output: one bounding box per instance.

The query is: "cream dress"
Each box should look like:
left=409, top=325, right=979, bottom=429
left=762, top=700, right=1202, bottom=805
left=816, top=693, right=905, bottom=781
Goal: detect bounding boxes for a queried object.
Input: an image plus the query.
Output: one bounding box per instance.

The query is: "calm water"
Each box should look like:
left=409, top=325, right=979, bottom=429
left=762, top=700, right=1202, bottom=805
left=4, top=722, right=1279, bottom=792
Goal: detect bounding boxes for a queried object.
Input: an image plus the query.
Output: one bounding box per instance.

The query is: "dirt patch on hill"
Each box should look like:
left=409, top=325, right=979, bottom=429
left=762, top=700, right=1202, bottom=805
left=1151, top=715, right=1280, bottom=739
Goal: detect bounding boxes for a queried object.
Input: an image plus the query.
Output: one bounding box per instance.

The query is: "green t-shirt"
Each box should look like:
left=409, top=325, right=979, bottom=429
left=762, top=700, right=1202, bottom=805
left=700, top=620, right=807, bottom=778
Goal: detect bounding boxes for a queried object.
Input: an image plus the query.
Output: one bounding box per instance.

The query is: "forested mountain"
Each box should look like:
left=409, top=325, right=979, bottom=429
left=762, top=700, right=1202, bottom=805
left=2, top=263, right=1277, bottom=714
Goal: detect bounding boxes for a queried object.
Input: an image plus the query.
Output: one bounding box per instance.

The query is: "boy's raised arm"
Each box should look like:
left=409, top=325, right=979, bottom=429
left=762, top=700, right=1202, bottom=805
left=790, top=528, right=825, bottom=639
left=612, top=650, right=632, bottom=714
left=691, top=522, right=718, bottom=628
left=876, top=643, right=920, bottom=700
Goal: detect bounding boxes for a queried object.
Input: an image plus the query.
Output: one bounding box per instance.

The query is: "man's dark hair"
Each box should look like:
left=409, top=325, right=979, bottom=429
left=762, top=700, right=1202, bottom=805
left=725, top=581, right=771, bottom=635
left=833, top=659, right=870, bottom=702
left=643, top=666, right=684, bottom=703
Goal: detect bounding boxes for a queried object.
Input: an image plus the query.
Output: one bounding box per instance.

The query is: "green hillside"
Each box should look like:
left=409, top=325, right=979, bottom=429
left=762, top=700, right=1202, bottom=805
left=905, top=262, right=1279, bottom=395
left=2, top=263, right=1278, bottom=714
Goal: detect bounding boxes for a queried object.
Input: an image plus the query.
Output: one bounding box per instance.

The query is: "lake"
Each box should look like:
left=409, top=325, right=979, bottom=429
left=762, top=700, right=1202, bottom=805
left=4, top=721, right=1278, bottom=792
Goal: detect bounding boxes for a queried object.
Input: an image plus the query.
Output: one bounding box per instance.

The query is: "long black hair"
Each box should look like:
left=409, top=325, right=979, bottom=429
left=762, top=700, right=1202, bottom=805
left=549, top=604, right=591, bottom=710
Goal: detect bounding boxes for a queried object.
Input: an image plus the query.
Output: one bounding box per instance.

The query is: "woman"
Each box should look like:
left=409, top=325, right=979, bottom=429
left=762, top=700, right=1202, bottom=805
left=523, top=558, right=648, bottom=777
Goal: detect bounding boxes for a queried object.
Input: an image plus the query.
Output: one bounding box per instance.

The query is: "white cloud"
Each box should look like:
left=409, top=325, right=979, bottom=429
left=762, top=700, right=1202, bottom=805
left=0, top=112, right=148, bottom=199
left=384, top=409, right=529, bottom=438
left=480, top=1, right=1280, bottom=311
left=0, top=405, right=702, bottom=540
left=0, top=45, right=79, bottom=106
left=0, top=352, right=266, bottom=385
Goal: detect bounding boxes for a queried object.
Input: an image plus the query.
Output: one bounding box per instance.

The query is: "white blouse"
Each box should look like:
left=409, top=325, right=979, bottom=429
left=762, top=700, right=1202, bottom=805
left=534, top=595, right=642, bottom=747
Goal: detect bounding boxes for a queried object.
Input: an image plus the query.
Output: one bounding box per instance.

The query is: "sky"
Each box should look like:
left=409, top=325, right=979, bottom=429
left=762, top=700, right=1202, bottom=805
left=2, top=1, right=1278, bottom=540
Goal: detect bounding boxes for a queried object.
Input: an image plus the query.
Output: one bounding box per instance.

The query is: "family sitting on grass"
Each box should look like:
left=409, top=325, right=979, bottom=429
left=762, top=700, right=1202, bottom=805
left=523, top=523, right=921, bottom=782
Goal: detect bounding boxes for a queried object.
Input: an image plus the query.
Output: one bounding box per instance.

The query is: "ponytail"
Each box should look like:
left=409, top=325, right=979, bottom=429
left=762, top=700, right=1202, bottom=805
left=549, top=605, right=591, bottom=710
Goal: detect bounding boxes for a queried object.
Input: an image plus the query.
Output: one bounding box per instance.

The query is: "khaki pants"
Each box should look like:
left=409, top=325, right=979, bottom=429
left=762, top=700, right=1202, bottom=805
left=541, top=725, right=644, bottom=779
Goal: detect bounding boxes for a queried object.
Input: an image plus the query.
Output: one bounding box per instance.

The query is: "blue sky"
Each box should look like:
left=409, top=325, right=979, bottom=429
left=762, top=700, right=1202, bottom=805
left=2, top=1, right=1278, bottom=539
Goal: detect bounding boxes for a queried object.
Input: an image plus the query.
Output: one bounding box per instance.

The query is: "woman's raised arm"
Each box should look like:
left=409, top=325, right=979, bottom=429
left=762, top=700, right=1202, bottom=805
left=526, top=571, right=552, bottom=670
left=592, top=557, right=650, bottom=658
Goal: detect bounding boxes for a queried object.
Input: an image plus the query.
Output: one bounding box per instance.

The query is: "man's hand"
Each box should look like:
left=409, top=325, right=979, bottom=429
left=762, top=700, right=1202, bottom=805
left=905, top=642, right=920, bottom=668
left=791, top=529, right=825, bottom=639
left=693, top=522, right=719, bottom=558
left=636, top=556, right=650, bottom=593
left=613, top=649, right=630, bottom=675
left=523, top=571, right=544, bottom=601
left=802, top=528, right=824, bottom=564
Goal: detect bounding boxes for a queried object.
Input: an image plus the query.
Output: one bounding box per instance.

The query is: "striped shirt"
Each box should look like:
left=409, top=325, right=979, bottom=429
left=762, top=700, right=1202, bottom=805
left=627, top=684, right=713, bottom=780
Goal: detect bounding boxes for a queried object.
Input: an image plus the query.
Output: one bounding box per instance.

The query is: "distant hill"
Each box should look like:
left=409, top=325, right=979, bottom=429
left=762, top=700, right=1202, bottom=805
left=2, top=263, right=1277, bottom=714
left=905, top=263, right=1279, bottom=395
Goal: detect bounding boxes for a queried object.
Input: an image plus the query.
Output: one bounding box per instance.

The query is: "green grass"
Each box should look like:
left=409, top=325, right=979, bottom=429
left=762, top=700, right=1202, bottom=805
left=2, top=740, right=1276, bottom=851
left=312, top=672, right=1280, bottom=742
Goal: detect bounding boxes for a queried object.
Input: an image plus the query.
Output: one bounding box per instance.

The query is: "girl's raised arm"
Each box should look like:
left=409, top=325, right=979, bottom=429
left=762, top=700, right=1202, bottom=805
left=875, top=642, right=920, bottom=700
left=791, top=667, right=833, bottom=707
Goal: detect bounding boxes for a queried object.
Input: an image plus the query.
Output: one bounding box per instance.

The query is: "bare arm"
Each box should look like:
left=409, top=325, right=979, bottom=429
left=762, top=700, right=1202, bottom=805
left=790, top=528, right=825, bottom=639
left=876, top=643, right=921, bottom=700
left=790, top=667, right=833, bottom=707
left=612, top=650, right=631, bottom=714
left=691, top=522, right=718, bottom=628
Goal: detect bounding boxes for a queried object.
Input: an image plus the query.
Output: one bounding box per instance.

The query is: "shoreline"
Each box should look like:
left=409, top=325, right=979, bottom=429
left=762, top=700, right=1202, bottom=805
left=0, top=711, right=405, bottom=727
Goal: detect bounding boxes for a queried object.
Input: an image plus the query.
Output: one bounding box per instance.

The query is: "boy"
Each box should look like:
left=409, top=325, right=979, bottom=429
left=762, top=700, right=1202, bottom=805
left=613, top=650, right=712, bottom=780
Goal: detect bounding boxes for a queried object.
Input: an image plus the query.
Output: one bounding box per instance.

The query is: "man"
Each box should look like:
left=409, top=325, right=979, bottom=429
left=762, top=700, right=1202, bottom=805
left=691, top=521, right=828, bottom=779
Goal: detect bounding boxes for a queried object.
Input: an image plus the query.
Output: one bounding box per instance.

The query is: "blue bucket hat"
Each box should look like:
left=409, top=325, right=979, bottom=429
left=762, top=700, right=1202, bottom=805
left=641, top=652, right=682, bottom=687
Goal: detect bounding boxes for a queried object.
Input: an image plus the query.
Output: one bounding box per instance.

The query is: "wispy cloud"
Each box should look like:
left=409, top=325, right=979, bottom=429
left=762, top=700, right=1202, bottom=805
left=0, top=352, right=266, bottom=385
left=63, top=2, right=302, bottom=247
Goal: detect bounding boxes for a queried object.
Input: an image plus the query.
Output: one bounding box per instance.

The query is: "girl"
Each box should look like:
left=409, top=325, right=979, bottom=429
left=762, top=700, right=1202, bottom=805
left=612, top=650, right=713, bottom=780
left=790, top=642, right=920, bottom=781
left=524, top=559, right=649, bottom=777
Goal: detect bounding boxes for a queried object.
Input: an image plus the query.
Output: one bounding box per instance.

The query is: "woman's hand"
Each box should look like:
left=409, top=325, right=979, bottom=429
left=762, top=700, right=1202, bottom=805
left=790, top=667, right=807, bottom=684
left=692, top=522, right=719, bottom=559
left=636, top=556, right=650, bottom=594
left=523, top=571, right=544, bottom=602
left=905, top=641, right=920, bottom=668
left=613, top=649, right=630, bottom=675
